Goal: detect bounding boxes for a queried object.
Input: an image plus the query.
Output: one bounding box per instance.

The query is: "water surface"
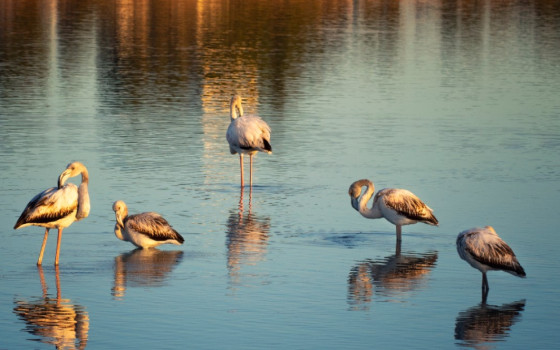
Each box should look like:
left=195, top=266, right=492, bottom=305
left=1, top=0, right=559, bottom=349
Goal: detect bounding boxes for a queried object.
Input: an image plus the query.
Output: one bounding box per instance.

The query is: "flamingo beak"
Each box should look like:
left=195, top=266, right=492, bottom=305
left=58, top=169, right=71, bottom=189
left=350, top=197, right=359, bottom=211
left=115, top=212, right=124, bottom=228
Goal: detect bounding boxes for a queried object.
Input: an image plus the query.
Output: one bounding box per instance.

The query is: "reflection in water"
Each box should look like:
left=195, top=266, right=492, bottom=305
left=13, top=267, right=89, bottom=350
left=455, top=300, right=526, bottom=349
left=226, top=189, right=271, bottom=289
left=348, top=241, right=438, bottom=310
left=112, top=249, right=184, bottom=300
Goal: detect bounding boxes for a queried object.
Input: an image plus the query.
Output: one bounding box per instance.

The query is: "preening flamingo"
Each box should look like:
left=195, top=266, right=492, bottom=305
left=226, top=95, right=272, bottom=187
left=348, top=178, right=438, bottom=241
left=457, top=226, right=526, bottom=302
left=112, top=200, right=184, bottom=249
left=14, top=162, right=90, bottom=265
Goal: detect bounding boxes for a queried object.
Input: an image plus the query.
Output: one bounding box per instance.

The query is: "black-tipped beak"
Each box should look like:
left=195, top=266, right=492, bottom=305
left=58, top=170, right=70, bottom=189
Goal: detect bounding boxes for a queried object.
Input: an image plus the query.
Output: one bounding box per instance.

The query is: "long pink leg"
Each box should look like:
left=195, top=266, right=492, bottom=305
left=249, top=154, right=254, bottom=187
left=396, top=225, right=402, bottom=242
left=37, top=228, right=49, bottom=266
left=54, top=228, right=63, bottom=266
left=239, top=154, right=244, bottom=188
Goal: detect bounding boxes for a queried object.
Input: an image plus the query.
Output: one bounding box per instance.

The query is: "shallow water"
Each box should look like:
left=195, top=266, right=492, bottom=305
left=1, top=0, right=559, bottom=349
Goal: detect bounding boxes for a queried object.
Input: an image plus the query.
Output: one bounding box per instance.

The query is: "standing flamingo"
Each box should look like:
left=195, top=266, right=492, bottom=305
left=348, top=179, right=438, bottom=241
left=112, top=200, right=184, bottom=249
left=226, top=95, right=272, bottom=187
left=457, top=226, right=526, bottom=302
left=14, top=162, right=90, bottom=265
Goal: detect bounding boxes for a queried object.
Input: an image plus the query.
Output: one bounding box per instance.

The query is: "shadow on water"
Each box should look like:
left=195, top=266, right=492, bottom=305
left=13, top=266, right=89, bottom=350
left=112, top=248, right=184, bottom=300
left=455, top=300, right=526, bottom=350
left=347, top=240, right=438, bottom=310
left=225, top=188, right=271, bottom=290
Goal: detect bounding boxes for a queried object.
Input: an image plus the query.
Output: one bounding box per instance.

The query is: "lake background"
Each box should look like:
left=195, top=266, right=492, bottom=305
left=1, top=0, right=559, bottom=349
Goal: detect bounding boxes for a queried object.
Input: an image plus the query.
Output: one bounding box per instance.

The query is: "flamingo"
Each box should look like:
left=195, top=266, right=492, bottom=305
left=348, top=179, right=438, bottom=241
left=112, top=200, right=184, bottom=249
left=226, top=95, right=272, bottom=187
left=14, top=162, right=90, bottom=266
left=457, top=226, right=526, bottom=302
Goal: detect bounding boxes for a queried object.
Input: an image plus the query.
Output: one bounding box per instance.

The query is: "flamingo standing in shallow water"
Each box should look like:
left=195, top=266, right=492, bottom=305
left=112, top=200, right=184, bottom=249
left=226, top=95, right=272, bottom=187
left=457, top=226, right=526, bottom=302
left=348, top=179, right=438, bottom=241
left=14, top=162, right=90, bottom=266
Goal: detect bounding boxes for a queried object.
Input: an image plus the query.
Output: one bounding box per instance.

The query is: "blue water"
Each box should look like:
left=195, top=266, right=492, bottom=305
left=1, top=0, right=559, bottom=349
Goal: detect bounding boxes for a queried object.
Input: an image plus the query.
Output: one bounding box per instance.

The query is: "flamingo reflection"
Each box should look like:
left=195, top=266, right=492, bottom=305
left=455, top=300, right=526, bottom=349
left=226, top=188, right=270, bottom=288
left=13, top=266, right=89, bottom=350
left=348, top=241, right=438, bottom=309
left=112, top=249, right=184, bottom=299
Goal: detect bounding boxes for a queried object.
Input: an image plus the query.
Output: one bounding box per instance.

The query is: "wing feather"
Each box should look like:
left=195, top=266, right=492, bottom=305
left=463, top=229, right=526, bottom=277
left=125, top=212, right=184, bottom=243
left=380, top=189, right=438, bottom=225
left=226, top=115, right=272, bottom=153
left=14, top=185, right=78, bottom=228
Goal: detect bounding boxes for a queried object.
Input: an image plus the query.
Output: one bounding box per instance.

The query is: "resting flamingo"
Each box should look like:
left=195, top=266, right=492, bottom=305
left=226, top=95, right=272, bottom=187
left=112, top=200, right=184, bottom=249
left=457, top=226, right=526, bottom=302
left=14, top=162, right=90, bottom=265
left=348, top=178, right=438, bottom=241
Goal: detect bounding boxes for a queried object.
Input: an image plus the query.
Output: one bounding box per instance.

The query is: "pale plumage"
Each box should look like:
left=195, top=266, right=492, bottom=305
left=348, top=178, right=438, bottom=241
left=112, top=200, right=184, bottom=249
left=226, top=95, right=272, bottom=187
left=14, top=162, right=90, bottom=265
left=457, top=226, right=526, bottom=302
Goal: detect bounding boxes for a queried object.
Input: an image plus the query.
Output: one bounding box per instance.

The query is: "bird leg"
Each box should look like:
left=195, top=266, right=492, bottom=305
left=239, top=154, right=244, bottom=188
left=396, top=225, right=402, bottom=242
left=54, top=228, right=63, bottom=266
left=481, top=273, right=489, bottom=303
left=395, top=238, right=402, bottom=256
left=249, top=154, right=254, bottom=187
left=37, top=228, right=49, bottom=266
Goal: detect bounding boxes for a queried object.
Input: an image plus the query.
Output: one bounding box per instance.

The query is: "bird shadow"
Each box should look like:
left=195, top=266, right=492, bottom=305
left=111, top=248, right=184, bottom=299
left=455, top=299, right=526, bottom=349
left=347, top=240, right=438, bottom=310
left=13, top=266, right=90, bottom=350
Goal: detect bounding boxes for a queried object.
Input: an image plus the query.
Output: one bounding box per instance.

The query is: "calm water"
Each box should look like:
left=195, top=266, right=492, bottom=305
left=1, top=0, right=559, bottom=349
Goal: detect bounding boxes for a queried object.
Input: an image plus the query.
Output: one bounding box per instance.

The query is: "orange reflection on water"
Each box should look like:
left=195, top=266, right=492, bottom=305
left=455, top=300, right=526, bottom=349
left=348, top=241, right=438, bottom=310
left=13, top=266, right=89, bottom=350
left=112, top=248, right=184, bottom=300
left=226, top=188, right=271, bottom=289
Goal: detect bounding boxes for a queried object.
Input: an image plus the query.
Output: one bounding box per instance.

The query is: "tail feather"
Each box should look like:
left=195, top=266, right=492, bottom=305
left=263, top=138, right=272, bottom=153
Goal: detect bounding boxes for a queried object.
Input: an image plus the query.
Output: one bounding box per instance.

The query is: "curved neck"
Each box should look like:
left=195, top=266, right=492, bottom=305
left=76, top=182, right=90, bottom=220
left=81, top=169, right=89, bottom=185
left=75, top=168, right=90, bottom=220
left=230, top=100, right=243, bottom=120
left=357, top=183, right=383, bottom=219
left=114, top=224, right=126, bottom=241
left=114, top=212, right=128, bottom=241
